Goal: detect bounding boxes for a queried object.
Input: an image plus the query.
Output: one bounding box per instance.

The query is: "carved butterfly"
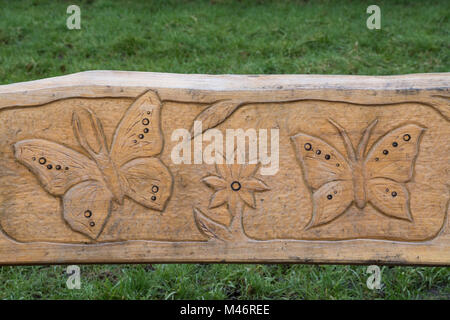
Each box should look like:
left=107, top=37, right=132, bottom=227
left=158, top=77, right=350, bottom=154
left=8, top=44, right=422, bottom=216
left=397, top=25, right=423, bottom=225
left=14, top=90, right=173, bottom=239
left=291, top=119, right=425, bottom=229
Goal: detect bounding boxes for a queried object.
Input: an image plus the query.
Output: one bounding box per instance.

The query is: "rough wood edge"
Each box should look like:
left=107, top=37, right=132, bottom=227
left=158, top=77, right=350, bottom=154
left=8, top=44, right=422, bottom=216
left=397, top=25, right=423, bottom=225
left=0, top=71, right=449, bottom=120
left=2, top=71, right=450, bottom=92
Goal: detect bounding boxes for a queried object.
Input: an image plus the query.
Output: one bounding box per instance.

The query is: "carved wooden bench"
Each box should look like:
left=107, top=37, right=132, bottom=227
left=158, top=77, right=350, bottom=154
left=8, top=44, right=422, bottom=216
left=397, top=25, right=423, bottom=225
left=0, top=71, right=448, bottom=265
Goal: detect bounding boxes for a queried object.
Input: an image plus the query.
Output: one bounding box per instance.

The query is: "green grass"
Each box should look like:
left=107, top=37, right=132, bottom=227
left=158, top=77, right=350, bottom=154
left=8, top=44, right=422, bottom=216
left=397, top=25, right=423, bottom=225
left=0, top=264, right=449, bottom=299
left=0, top=0, right=449, bottom=299
left=0, top=0, right=448, bottom=84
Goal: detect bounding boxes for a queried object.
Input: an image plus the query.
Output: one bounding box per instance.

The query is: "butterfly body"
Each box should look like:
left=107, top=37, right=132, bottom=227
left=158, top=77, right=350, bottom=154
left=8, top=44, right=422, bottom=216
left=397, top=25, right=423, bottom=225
left=90, top=149, right=124, bottom=204
left=14, top=90, right=173, bottom=239
left=291, top=118, right=425, bottom=228
left=351, top=161, right=367, bottom=209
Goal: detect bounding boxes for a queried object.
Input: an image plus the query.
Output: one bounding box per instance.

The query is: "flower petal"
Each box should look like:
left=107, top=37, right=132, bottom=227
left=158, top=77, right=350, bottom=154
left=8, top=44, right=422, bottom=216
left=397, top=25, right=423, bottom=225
left=240, top=163, right=259, bottom=178
left=209, top=189, right=229, bottom=208
left=202, top=175, right=227, bottom=189
left=242, top=177, right=270, bottom=192
left=230, top=163, right=241, bottom=180
left=239, top=190, right=256, bottom=208
left=215, top=163, right=231, bottom=180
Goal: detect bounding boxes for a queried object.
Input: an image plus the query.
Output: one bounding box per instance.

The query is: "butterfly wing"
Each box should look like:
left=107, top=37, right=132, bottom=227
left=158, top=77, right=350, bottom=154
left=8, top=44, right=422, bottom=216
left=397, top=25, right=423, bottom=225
left=119, top=157, right=173, bottom=211
left=364, top=124, right=425, bottom=182
left=14, top=139, right=112, bottom=239
left=291, top=133, right=354, bottom=228
left=110, top=90, right=163, bottom=167
left=364, top=124, right=423, bottom=221
left=291, top=133, right=352, bottom=189
left=14, top=139, right=103, bottom=195
left=306, top=180, right=354, bottom=228
left=63, top=181, right=113, bottom=239
left=366, top=178, right=412, bottom=221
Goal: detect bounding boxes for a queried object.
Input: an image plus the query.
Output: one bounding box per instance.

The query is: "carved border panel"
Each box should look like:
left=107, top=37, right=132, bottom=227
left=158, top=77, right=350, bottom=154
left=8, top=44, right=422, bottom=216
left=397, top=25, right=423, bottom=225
left=0, top=72, right=448, bottom=265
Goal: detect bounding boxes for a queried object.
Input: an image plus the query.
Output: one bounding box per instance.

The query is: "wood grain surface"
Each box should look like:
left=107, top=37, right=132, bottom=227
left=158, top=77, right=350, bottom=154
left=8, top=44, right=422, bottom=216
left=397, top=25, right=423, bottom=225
left=0, top=71, right=448, bottom=265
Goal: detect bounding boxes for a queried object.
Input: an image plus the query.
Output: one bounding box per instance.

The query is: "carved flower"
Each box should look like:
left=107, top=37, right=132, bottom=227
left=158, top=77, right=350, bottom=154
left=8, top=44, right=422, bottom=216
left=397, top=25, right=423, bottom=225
left=202, top=162, right=270, bottom=214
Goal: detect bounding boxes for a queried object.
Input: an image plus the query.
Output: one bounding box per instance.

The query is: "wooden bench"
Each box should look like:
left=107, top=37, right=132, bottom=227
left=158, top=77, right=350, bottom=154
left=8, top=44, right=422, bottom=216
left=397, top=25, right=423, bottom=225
left=0, top=71, right=448, bottom=265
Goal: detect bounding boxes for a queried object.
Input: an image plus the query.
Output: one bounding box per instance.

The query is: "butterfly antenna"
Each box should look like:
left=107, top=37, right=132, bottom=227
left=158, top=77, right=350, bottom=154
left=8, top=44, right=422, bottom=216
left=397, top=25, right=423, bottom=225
left=328, top=118, right=356, bottom=162
left=357, top=119, right=378, bottom=160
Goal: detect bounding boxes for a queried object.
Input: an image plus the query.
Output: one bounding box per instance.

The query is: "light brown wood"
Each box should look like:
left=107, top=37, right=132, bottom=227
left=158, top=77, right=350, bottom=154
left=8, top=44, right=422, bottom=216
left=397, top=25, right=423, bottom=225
left=0, top=71, right=448, bottom=265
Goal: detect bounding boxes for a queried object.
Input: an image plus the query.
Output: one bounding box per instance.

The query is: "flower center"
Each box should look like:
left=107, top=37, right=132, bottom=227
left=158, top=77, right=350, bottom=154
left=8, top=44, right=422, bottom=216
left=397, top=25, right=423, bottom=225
left=230, top=181, right=241, bottom=191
